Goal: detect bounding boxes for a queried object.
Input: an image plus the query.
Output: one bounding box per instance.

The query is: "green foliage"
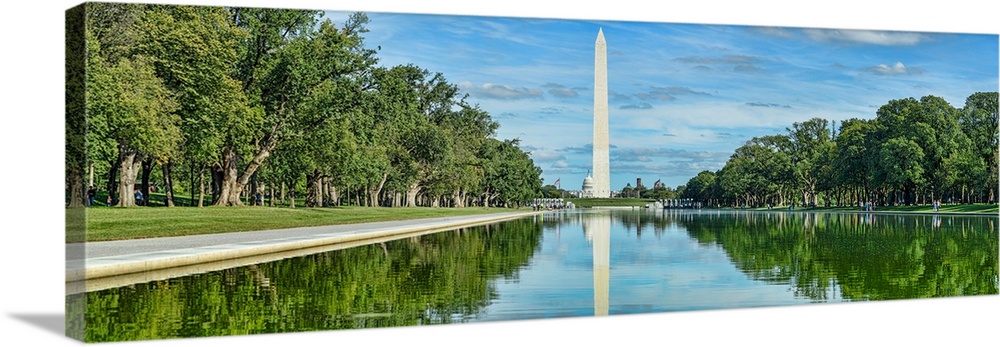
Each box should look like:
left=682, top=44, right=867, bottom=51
left=87, top=50, right=181, bottom=161
left=679, top=212, right=997, bottom=300
left=681, top=170, right=718, bottom=203
left=76, top=219, right=543, bottom=341
left=684, top=92, right=998, bottom=207
left=480, top=139, right=543, bottom=207
left=77, top=4, right=541, bottom=210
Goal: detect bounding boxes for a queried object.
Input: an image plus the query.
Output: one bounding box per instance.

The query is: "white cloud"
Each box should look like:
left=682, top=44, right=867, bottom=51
left=530, top=150, right=566, bottom=162
left=804, top=29, right=927, bottom=46
left=458, top=82, right=544, bottom=100
left=866, top=62, right=921, bottom=75
left=620, top=102, right=654, bottom=109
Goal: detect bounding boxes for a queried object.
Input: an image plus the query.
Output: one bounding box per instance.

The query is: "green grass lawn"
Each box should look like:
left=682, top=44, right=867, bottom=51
left=79, top=205, right=516, bottom=243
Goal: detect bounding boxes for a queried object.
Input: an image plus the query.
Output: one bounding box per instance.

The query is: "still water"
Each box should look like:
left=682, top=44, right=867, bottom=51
left=71, top=209, right=998, bottom=342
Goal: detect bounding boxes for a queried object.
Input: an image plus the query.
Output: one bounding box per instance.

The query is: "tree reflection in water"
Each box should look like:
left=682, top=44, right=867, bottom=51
left=72, top=219, right=543, bottom=342
left=663, top=211, right=998, bottom=301
left=71, top=210, right=997, bottom=343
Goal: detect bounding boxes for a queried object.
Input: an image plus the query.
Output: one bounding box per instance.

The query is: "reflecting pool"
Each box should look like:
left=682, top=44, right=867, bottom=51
left=70, top=209, right=998, bottom=342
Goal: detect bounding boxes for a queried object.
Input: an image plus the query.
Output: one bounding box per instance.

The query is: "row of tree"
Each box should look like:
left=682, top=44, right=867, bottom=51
left=66, top=4, right=542, bottom=208
left=682, top=92, right=998, bottom=207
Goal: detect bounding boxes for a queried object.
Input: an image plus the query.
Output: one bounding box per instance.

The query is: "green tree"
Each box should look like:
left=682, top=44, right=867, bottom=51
left=682, top=170, right=718, bottom=205
left=958, top=92, right=999, bottom=203
left=834, top=118, right=877, bottom=205
left=787, top=118, right=832, bottom=206
left=137, top=5, right=249, bottom=206
left=86, top=34, right=181, bottom=207
left=879, top=137, right=926, bottom=203
left=718, top=135, right=792, bottom=207
left=77, top=2, right=150, bottom=206
left=214, top=10, right=376, bottom=206
left=480, top=139, right=542, bottom=207
left=916, top=96, right=965, bottom=203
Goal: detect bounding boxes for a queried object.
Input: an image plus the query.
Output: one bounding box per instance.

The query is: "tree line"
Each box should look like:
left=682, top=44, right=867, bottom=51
left=66, top=3, right=542, bottom=209
left=681, top=92, right=998, bottom=208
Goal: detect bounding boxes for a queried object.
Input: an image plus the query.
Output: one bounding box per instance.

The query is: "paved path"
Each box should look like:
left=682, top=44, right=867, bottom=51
left=66, top=211, right=540, bottom=293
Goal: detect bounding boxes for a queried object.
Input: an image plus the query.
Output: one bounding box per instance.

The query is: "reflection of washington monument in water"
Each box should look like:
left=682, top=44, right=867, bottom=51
left=583, top=212, right=610, bottom=316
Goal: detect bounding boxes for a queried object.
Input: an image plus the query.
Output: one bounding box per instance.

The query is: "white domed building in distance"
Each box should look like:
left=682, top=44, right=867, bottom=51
left=581, top=171, right=596, bottom=198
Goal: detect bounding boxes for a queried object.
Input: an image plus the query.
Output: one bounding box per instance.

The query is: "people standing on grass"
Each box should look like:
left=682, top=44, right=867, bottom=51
left=135, top=189, right=144, bottom=206
left=87, top=186, right=96, bottom=206
left=106, top=194, right=113, bottom=207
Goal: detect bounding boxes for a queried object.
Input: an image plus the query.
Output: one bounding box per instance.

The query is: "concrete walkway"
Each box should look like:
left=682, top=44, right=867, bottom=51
left=66, top=211, right=540, bottom=294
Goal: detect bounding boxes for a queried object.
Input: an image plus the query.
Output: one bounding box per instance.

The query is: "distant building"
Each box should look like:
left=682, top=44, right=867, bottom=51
left=581, top=171, right=596, bottom=198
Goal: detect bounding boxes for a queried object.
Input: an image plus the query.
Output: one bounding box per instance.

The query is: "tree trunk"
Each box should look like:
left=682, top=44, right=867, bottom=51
left=452, top=190, right=463, bottom=208
left=321, top=177, right=329, bottom=207
left=327, top=179, right=338, bottom=206
left=217, top=129, right=279, bottom=206
left=368, top=173, right=388, bottom=207
left=162, top=159, right=175, bottom=207
left=406, top=182, right=420, bottom=207
left=188, top=161, right=196, bottom=206
left=210, top=164, right=222, bottom=205
left=280, top=182, right=287, bottom=207
left=248, top=173, right=259, bottom=206
left=117, top=149, right=142, bottom=207
left=197, top=164, right=205, bottom=207
left=105, top=158, right=119, bottom=203
left=67, top=166, right=86, bottom=208
left=215, top=147, right=242, bottom=206
left=289, top=188, right=296, bottom=208
left=306, top=171, right=321, bottom=207
left=139, top=157, right=154, bottom=206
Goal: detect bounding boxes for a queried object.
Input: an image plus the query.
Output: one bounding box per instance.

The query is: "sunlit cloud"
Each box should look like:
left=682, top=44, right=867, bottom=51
left=864, top=62, right=923, bottom=75
left=459, top=82, right=544, bottom=100
left=620, top=102, right=654, bottom=109
left=746, top=102, right=792, bottom=108
left=804, top=29, right=928, bottom=46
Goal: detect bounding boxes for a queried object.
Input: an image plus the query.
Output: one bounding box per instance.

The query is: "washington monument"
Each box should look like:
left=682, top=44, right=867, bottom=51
left=592, top=28, right=611, bottom=198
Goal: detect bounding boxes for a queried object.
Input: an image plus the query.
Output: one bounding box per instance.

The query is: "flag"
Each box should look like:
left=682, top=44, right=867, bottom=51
left=554, top=178, right=560, bottom=188
left=654, top=179, right=661, bottom=188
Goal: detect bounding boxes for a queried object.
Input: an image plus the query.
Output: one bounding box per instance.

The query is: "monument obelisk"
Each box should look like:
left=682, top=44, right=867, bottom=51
left=593, top=28, right=611, bottom=198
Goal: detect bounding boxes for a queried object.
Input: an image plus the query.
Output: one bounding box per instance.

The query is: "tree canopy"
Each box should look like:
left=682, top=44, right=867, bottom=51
left=681, top=92, right=998, bottom=208
left=69, top=3, right=542, bottom=208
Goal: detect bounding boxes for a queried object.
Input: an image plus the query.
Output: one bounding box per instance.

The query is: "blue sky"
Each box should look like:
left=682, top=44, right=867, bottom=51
left=326, top=11, right=998, bottom=191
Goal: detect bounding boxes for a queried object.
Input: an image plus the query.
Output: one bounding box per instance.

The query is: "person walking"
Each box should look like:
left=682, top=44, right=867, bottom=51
left=86, top=186, right=96, bottom=207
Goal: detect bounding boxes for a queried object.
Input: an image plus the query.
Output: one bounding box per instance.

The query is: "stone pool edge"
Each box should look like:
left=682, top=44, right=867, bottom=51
left=67, top=211, right=543, bottom=289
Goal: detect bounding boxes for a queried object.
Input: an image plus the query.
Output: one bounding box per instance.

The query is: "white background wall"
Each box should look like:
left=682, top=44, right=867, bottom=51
left=1, top=1, right=997, bottom=346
